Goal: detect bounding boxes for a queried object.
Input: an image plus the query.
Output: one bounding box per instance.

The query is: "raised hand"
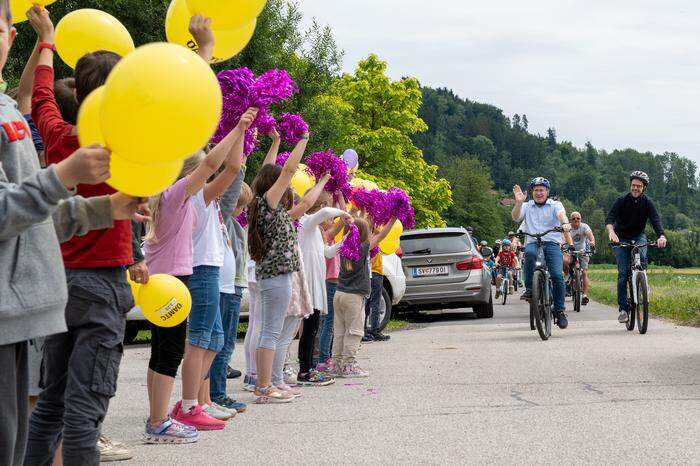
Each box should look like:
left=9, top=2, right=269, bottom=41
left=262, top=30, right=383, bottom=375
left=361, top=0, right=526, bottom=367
left=513, top=184, right=527, bottom=203
left=189, top=15, right=214, bottom=49
left=27, top=5, right=55, bottom=43
left=237, top=107, right=259, bottom=131
left=55, top=146, right=111, bottom=189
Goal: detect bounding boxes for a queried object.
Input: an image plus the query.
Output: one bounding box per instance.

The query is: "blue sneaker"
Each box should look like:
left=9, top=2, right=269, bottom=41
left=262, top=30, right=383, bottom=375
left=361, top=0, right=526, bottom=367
left=143, top=416, right=198, bottom=444
left=214, top=396, right=247, bottom=413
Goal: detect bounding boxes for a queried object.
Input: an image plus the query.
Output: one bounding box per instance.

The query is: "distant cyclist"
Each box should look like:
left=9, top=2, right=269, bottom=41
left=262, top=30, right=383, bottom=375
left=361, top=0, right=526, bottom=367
left=478, top=240, right=490, bottom=257
left=605, top=171, right=667, bottom=324
left=507, top=231, right=522, bottom=250
left=494, top=239, right=519, bottom=298
left=493, top=239, right=502, bottom=257
left=562, top=212, right=595, bottom=305
left=512, top=177, right=572, bottom=329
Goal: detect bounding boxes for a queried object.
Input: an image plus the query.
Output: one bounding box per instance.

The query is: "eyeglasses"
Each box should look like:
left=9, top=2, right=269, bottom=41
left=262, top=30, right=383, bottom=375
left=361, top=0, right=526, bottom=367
left=571, top=217, right=581, bottom=220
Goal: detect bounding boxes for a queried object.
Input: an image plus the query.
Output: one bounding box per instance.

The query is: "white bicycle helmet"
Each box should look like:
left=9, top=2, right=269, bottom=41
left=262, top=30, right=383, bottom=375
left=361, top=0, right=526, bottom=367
left=630, top=171, right=649, bottom=186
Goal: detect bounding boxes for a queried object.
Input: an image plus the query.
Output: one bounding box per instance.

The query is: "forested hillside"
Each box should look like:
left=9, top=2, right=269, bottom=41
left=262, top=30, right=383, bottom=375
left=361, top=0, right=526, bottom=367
left=415, top=87, right=700, bottom=266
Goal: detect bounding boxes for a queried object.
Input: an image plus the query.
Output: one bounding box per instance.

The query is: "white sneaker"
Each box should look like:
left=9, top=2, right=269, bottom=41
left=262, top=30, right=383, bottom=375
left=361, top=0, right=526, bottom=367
left=212, top=402, right=237, bottom=418
left=204, top=403, right=233, bottom=421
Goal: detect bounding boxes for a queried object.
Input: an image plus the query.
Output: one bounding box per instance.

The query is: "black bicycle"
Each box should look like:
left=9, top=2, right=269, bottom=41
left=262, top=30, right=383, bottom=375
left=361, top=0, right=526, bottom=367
left=519, top=227, right=564, bottom=340
left=565, top=248, right=594, bottom=313
left=610, top=241, right=658, bottom=334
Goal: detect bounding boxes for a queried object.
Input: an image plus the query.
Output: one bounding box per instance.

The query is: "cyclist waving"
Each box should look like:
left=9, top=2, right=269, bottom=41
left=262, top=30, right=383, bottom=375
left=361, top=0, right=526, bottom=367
left=605, top=171, right=667, bottom=324
left=512, top=177, right=572, bottom=329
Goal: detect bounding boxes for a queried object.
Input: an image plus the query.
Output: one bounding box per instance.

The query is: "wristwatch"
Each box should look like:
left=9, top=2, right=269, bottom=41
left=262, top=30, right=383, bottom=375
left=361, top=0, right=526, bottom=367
left=38, top=42, right=56, bottom=52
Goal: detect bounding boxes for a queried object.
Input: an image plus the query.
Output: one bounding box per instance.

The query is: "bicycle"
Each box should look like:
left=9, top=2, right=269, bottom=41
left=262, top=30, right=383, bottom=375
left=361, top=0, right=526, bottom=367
left=565, top=248, right=594, bottom=313
left=496, top=267, right=514, bottom=305
left=610, top=241, right=658, bottom=334
left=519, top=227, right=564, bottom=340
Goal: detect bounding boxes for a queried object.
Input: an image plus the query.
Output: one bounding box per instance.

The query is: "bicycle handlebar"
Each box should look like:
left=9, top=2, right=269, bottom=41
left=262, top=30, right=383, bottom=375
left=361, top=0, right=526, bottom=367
left=609, top=242, right=658, bottom=249
left=518, top=227, right=563, bottom=240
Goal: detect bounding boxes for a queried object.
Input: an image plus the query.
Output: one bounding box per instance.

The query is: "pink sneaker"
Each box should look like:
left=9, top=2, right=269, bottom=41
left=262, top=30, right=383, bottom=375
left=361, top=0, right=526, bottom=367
left=315, top=358, right=333, bottom=373
left=172, top=401, right=225, bottom=431
left=275, top=383, right=302, bottom=398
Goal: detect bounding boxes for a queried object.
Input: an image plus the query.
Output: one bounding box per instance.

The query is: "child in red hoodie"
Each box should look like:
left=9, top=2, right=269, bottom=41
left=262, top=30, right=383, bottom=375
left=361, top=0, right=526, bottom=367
left=24, top=7, right=135, bottom=465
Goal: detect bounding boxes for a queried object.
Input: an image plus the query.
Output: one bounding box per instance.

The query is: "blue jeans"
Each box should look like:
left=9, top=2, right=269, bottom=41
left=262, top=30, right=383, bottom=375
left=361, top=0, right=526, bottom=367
left=318, top=281, right=337, bottom=362
left=187, top=265, right=224, bottom=352
left=613, top=234, right=647, bottom=312
left=524, top=241, right=566, bottom=312
left=210, top=287, right=243, bottom=402
left=364, top=273, right=384, bottom=333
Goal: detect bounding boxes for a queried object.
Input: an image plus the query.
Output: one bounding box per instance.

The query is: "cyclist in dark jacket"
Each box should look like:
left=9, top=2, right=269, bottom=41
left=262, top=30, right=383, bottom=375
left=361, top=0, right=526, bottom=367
left=605, top=171, right=667, bottom=323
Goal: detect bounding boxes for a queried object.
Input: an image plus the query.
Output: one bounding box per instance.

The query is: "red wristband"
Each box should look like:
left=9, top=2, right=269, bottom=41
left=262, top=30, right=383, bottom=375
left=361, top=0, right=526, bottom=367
left=38, top=42, right=55, bottom=52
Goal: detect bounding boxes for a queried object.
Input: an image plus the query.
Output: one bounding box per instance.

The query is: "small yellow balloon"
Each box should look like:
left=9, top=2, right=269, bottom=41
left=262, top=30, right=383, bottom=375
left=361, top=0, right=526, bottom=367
left=77, top=85, right=106, bottom=147
left=101, top=42, right=222, bottom=164
left=291, top=167, right=314, bottom=197
left=166, top=0, right=256, bottom=64
left=55, top=9, right=135, bottom=69
left=9, top=0, right=56, bottom=23
left=349, top=177, right=379, bottom=191
left=138, top=274, right=192, bottom=328
left=379, top=221, right=404, bottom=255
left=186, top=0, right=266, bottom=30
left=107, top=155, right=184, bottom=198
left=127, top=273, right=141, bottom=305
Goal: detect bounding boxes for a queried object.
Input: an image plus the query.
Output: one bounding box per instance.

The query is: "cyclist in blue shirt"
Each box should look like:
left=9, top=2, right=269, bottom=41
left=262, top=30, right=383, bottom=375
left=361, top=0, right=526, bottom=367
left=512, top=177, right=572, bottom=329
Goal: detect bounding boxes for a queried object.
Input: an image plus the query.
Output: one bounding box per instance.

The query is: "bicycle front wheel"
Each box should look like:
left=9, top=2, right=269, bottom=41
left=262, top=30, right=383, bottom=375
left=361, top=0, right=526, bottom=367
left=636, top=273, right=649, bottom=334
left=502, top=278, right=508, bottom=305
left=626, top=278, right=636, bottom=331
left=532, top=270, right=551, bottom=340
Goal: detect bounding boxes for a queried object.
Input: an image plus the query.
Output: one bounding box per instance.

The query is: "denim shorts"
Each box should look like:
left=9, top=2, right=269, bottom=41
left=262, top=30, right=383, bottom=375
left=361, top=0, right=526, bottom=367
left=187, top=265, right=224, bottom=352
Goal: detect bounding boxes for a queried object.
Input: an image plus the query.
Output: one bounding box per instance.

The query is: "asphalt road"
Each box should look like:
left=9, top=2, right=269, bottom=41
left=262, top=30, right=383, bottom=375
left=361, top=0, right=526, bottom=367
left=103, top=292, right=700, bottom=465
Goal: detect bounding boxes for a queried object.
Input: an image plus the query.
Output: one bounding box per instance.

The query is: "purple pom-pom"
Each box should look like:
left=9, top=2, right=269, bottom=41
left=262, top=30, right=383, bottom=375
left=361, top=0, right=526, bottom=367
left=304, top=150, right=349, bottom=194
left=235, top=209, right=248, bottom=228
left=253, top=111, right=276, bottom=136
left=278, top=113, right=309, bottom=146
left=351, top=188, right=389, bottom=226
left=248, top=69, right=297, bottom=109
left=340, top=225, right=362, bottom=262
left=383, top=187, right=415, bottom=229
left=212, top=68, right=256, bottom=144
left=276, top=151, right=291, bottom=166
left=243, top=128, right=258, bottom=157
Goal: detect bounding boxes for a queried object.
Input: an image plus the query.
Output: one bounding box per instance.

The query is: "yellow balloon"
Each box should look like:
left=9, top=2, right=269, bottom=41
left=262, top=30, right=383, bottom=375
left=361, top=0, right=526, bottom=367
left=349, top=177, right=379, bottom=191
left=107, top=155, right=184, bottom=197
left=77, top=85, right=106, bottom=147
left=101, top=42, right=222, bottom=163
left=9, top=0, right=56, bottom=23
left=290, top=167, right=314, bottom=197
left=379, top=221, right=404, bottom=255
left=166, top=0, right=256, bottom=64
left=55, top=9, right=135, bottom=69
left=138, top=274, right=192, bottom=328
left=127, top=273, right=141, bottom=305
left=185, top=0, right=266, bottom=30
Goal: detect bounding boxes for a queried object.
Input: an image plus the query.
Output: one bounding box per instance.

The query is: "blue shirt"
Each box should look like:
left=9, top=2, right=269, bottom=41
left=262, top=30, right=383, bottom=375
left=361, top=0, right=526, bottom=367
left=517, top=199, right=565, bottom=245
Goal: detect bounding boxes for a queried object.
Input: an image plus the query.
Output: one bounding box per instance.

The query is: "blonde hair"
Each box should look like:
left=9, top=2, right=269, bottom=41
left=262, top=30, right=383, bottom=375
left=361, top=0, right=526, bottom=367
left=145, top=151, right=205, bottom=242
left=237, top=182, right=253, bottom=209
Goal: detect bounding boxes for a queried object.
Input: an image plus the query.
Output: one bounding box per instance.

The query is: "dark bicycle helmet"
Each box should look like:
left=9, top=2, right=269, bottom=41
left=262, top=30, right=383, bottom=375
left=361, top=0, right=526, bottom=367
left=629, top=171, right=649, bottom=186
left=530, top=177, right=551, bottom=189
left=481, top=247, right=493, bottom=257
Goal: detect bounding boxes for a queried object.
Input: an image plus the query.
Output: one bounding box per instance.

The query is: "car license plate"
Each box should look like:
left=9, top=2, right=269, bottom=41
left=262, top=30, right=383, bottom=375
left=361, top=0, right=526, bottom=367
left=413, top=265, right=449, bottom=277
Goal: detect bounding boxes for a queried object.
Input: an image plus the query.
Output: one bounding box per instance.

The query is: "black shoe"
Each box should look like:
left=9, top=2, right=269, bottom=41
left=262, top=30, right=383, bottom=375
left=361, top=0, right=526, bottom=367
left=520, top=290, right=532, bottom=301
left=227, top=366, right=242, bottom=379
left=361, top=333, right=374, bottom=342
left=372, top=332, right=390, bottom=341
left=582, top=295, right=589, bottom=305
left=556, top=312, right=568, bottom=329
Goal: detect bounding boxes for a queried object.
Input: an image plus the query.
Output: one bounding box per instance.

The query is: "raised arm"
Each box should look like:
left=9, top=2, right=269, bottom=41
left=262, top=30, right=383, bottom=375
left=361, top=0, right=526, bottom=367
left=369, top=217, right=397, bottom=250
left=203, top=116, right=247, bottom=204
left=288, top=173, right=330, bottom=220
left=511, top=184, right=527, bottom=221
left=186, top=108, right=256, bottom=197
left=17, top=40, right=41, bottom=114
left=262, top=128, right=281, bottom=166
left=303, top=207, right=350, bottom=230
left=189, top=15, right=214, bottom=63
left=219, top=167, right=246, bottom=219
left=265, top=133, right=309, bottom=209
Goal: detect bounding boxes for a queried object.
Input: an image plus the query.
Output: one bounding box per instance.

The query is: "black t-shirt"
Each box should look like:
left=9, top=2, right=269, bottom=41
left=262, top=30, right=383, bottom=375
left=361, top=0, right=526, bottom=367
left=337, top=242, right=371, bottom=297
left=605, top=193, right=664, bottom=239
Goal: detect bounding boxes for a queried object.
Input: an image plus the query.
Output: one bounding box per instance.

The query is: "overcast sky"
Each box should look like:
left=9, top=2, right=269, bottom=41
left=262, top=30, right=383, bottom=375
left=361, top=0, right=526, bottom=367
left=299, top=0, right=700, bottom=164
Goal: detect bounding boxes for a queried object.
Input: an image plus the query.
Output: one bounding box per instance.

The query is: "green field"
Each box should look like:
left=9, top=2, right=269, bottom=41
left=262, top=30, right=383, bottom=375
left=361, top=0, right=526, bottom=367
left=588, top=265, right=700, bottom=326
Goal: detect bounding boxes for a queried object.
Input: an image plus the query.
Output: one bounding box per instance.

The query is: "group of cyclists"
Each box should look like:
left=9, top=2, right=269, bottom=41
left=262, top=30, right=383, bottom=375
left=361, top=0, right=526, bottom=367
left=478, top=170, right=667, bottom=330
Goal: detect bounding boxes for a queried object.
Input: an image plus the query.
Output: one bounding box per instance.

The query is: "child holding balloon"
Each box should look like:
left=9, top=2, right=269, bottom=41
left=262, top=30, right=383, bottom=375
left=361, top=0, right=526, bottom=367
left=143, top=108, right=257, bottom=441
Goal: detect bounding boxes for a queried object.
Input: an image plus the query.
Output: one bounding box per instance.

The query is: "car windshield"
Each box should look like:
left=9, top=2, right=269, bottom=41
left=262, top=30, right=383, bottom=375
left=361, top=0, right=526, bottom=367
left=401, top=232, right=472, bottom=255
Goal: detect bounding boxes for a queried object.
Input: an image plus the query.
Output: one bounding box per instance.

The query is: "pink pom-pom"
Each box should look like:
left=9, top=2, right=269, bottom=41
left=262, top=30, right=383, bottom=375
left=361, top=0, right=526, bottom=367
left=253, top=111, right=276, bottom=136
left=304, top=150, right=349, bottom=194
left=340, top=225, right=362, bottom=262
left=276, top=151, right=291, bottom=166
left=278, top=113, right=309, bottom=146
